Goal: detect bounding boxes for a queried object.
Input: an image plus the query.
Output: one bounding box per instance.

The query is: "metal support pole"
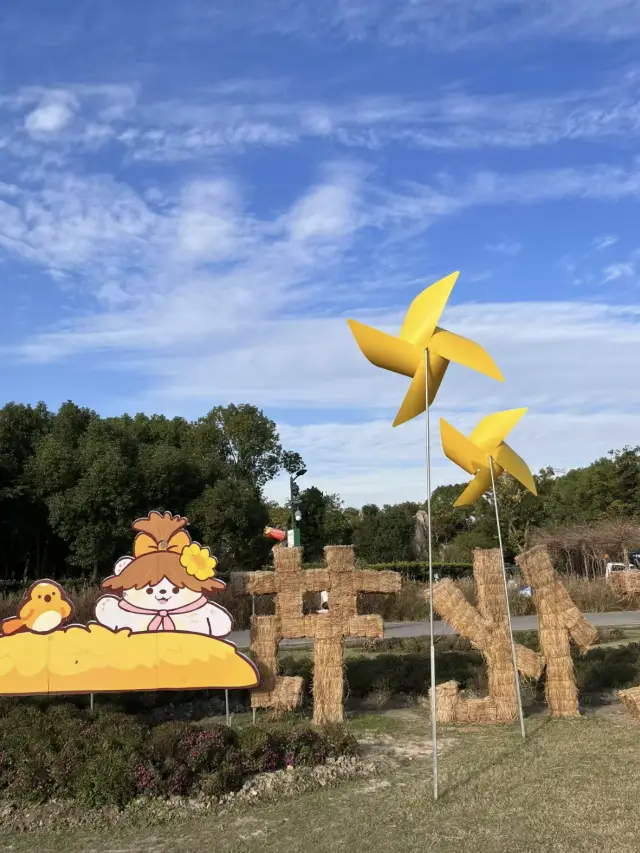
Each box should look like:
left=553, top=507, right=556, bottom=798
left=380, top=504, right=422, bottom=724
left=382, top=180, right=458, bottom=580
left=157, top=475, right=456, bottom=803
left=252, top=707, right=257, bottom=725
left=489, top=455, right=526, bottom=741
left=225, top=689, right=231, bottom=727
left=89, top=693, right=95, bottom=713
left=425, top=349, right=438, bottom=802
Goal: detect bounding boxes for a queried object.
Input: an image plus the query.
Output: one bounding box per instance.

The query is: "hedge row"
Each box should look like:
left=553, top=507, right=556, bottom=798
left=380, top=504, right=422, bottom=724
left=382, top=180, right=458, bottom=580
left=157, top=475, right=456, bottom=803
left=0, top=561, right=476, bottom=594
left=0, top=703, right=358, bottom=808
left=362, top=561, right=474, bottom=580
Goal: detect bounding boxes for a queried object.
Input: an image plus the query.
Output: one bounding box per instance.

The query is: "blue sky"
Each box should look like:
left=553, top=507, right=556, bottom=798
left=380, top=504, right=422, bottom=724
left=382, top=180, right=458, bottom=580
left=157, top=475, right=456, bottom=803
left=1, top=0, right=640, bottom=507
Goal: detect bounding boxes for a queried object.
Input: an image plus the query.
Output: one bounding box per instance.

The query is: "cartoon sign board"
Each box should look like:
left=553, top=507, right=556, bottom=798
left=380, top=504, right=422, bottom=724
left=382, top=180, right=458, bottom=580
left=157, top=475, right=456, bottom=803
left=0, top=511, right=259, bottom=696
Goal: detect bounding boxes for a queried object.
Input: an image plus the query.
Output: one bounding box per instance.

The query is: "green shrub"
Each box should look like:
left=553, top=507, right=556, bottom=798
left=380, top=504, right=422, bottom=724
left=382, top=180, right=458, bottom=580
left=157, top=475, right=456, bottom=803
left=0, top=705, right=356, bottom=808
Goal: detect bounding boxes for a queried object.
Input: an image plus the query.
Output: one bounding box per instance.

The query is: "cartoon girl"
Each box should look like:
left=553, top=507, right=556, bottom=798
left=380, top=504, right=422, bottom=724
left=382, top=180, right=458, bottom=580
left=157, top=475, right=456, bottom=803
left=94, top=510, right=232, bottom=637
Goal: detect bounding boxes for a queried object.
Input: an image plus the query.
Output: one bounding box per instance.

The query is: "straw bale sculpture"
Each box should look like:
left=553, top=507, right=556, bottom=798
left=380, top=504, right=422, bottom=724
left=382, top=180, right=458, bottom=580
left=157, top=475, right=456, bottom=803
left=429, top=548, right=543, bottom=724
left=515, top=544, right=597, bottom=717
left=233, top=545, right=401, bottom=724
left=619, top=686, right=640, bottom=719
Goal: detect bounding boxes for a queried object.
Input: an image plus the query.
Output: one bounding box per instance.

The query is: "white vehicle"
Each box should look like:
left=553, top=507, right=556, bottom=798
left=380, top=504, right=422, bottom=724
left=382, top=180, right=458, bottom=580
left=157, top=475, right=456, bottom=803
left=604, top=560, right=640, bottom=581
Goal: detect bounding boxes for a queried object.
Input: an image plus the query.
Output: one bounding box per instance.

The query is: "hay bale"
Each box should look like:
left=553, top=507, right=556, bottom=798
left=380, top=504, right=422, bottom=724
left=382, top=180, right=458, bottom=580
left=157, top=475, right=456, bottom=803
left=273, top=546, right=304, bottom=573
left=429, top=680, right=459, bottom=724
left=619, top=686, right=640, bottom=718
left=430, top=551, right=543, bottom=725
left=474, top=548, right=506, bottom=625
left=250, top=616, right=278, bottom=695
left=233, top=542, right=400, bottom=725
left=456, top=697, right=500, bottom=724
left=432, top=579, right=491, bottom=649
left=611, top=571, right=640, bottom=597
left=312, top=621, right=344, bottom=725
left=516, top=545, right=597, bottom=718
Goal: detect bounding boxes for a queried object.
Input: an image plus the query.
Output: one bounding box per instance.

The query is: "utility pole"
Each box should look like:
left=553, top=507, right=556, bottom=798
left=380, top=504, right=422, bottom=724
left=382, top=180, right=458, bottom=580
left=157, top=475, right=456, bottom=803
left=288, top=468, right=306, bottom=547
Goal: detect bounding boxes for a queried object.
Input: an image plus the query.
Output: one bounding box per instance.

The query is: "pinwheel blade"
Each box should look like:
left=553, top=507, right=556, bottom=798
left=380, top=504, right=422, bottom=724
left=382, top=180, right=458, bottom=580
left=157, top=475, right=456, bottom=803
left=440, top=418, right=486, bottom=475
left=470, top=408, right=528, bottom=449
left=494, top=442, right=537, bottom=496
left=454, top=468, right=494, bottom=507
left=392, top=359, right=427, bottom=427
left=347, top=319, right=419, bottom=377
left=430, top=328, right=504, bottom=383
left=398, top=271, right=459, bottom=345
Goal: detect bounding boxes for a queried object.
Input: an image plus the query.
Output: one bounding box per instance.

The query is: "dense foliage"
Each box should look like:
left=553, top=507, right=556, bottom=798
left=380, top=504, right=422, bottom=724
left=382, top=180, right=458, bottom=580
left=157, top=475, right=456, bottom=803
left=0, top=703, right=358, bottom=807
left=1, top=399, right=638, bottom=580
left=0, top=401, right=304, bottom=580
left=272, top=448, right=640, bottom=565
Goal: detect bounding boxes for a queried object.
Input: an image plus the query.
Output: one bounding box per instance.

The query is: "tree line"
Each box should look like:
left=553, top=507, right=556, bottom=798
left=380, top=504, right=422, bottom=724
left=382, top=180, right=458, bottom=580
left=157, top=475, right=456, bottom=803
left=1, top=401, right=638, bottom=582
left=0, top=401, right=304, bottom=581
left=269, top=447, right=640, bottom=566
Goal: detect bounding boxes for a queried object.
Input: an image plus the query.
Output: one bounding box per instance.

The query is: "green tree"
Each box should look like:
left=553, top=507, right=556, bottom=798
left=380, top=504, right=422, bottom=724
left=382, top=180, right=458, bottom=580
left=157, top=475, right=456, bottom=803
left=299, top=486, right=327, bottom=562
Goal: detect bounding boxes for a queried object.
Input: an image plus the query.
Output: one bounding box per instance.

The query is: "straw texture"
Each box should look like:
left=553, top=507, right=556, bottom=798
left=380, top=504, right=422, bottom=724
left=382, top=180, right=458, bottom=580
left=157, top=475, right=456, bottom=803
left=619, top=686, right=640, bottom=718
left=516, top=544, right=597, bottom=718
left=429, top=549, right=542, bottom=724
left=610, top=571, right=640, bottom=597
left=231, top=543, right=401, bottom=723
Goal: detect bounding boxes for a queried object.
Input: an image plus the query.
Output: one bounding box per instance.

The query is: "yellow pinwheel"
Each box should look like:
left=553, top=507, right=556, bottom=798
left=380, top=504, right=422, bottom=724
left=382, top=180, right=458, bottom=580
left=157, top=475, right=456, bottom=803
left=347, top=272, right=504, bottom=426
left=440, top=408, right=537, bottom=506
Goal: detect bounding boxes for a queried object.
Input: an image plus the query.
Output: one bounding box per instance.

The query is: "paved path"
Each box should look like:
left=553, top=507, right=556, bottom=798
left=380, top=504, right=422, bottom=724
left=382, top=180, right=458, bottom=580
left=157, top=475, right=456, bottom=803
left=227, top=610, right=640, bottom=650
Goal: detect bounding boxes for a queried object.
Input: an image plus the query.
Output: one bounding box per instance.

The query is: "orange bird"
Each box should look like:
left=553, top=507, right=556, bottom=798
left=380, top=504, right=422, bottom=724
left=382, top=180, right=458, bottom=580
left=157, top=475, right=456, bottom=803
left=1, top=581, right=73, bottom=636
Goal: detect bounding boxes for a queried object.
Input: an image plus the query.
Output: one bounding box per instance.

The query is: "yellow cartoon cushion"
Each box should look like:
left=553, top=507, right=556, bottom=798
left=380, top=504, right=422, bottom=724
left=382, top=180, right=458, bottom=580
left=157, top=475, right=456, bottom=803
left=0, top=624, right=258, bottom=695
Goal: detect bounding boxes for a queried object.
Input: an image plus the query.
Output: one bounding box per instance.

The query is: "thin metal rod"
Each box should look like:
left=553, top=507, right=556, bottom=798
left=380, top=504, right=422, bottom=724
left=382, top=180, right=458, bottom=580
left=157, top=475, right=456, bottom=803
left=425, top=348, right=438, bottom=801
left=489, top=454, right=526, bottom=741
left=225, top=689, right=231, bottom=727
left=252, top=707, right=257, bottom=725
left=252, top=594, right=255, bottom=617
left=89, top=693, right=95, bottom=713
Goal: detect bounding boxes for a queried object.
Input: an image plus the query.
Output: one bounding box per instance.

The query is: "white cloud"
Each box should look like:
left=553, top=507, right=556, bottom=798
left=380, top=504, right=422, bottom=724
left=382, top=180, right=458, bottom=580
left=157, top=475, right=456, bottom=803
left=594, top=234, right=619, bottom=251
left=264, top=409, right=640, bottom=507
left=6, top=157, right=640, bottom=367
left=200, top=0, right=640, bottom=49
left=602, top=262, right=634, bottom=282
left=485, top=241, right=522, bottom=256
left=3, top=67, right=640, bottom=165
left=24, top=91, right=78, bottom=136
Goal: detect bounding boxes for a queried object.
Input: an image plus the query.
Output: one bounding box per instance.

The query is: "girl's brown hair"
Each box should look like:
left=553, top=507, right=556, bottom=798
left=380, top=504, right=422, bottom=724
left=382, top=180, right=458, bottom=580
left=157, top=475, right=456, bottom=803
left=101, top=553, right=225, bottom=593
left=101, top=510, right=225, bottom=593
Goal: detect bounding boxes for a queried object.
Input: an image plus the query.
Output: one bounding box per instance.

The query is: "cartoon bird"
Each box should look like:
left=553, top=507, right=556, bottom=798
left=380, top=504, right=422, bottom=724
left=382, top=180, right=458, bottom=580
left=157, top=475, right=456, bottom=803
left=440, top=407, right=537, bottom=507
left=347, top=272, right=504, bottom=427
left=1, top=581, right=74, bottom=636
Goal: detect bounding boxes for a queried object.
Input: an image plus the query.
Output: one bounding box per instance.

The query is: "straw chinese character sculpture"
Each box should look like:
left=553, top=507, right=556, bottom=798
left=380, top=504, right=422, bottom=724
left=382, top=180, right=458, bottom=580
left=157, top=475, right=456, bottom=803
left=233, top=544, right=400, bottom=724
left=348, top=270, right=504, bottom=800
left=429, top=549, right=543, bottom=724
left=515, top=545, right=597, bottom=717
left=0, top=510, right=259, bottom=695
left=440, top=407, right=538, bottom=737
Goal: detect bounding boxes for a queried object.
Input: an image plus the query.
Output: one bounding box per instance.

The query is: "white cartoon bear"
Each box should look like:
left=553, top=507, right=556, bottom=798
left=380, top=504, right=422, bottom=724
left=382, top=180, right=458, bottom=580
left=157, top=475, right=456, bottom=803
left=94, top=512, right=232, bottom=638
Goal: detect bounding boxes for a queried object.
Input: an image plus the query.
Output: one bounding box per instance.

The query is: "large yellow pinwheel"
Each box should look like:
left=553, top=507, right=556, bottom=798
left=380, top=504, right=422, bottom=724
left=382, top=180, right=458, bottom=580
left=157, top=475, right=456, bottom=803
left=440, top=408, right=537, bottom=506
left=347, top=272, right=504, bottom=426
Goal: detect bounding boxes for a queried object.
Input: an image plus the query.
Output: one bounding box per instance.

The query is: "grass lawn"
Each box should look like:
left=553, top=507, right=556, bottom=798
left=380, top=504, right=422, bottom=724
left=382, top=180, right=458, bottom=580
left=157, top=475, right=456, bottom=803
left=5, top=708, right=640, bottom=853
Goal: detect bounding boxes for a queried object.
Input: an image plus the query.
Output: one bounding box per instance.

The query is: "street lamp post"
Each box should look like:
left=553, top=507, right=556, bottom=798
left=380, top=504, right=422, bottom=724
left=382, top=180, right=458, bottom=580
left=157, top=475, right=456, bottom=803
left=289, top=469, right=306, bottom=547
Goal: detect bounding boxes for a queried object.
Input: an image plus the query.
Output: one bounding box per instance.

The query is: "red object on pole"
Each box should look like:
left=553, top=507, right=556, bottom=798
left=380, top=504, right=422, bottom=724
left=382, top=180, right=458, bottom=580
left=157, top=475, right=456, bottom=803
left=264, top=526, right=286, bottom=542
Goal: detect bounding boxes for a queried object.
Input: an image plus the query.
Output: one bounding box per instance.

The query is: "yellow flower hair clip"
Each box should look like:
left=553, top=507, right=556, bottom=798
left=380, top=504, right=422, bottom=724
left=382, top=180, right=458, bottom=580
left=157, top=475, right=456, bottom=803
left=179, top=543, right=218, bottom=581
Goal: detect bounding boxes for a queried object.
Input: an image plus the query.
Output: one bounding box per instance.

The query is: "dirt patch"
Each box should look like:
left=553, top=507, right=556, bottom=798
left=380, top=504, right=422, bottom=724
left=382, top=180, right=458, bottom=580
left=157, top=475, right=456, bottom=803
left=358, top=731, right=455, bottom=764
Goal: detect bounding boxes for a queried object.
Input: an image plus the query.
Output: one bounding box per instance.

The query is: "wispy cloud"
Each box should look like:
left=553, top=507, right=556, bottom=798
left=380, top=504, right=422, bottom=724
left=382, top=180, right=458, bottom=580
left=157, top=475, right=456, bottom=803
left=193, top=0, right=640, bottom=49
left=485, top=241, right=522, bottom=256
left=2, top=68, right=640, bottom=162
left=5, top=157, right=640, bottom=367
left=594, top=234, right=619, bottom=250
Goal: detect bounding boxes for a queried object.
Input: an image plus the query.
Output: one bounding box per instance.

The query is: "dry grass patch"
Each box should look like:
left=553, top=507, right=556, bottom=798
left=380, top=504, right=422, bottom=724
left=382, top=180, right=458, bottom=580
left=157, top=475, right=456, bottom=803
left=5, top=712, right=640, bottom=853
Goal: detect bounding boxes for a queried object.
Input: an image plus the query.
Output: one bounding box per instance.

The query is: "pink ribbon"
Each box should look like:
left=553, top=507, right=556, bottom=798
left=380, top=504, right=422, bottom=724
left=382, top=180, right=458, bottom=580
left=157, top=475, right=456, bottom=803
left=118, top=595, right=208, bottom=631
